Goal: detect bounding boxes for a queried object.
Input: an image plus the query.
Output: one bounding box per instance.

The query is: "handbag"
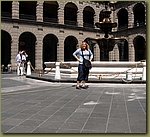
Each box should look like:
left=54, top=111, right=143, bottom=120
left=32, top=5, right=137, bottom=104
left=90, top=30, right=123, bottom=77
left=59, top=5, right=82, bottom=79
left=83, top=59, right=92, bottom=69
left=82, top=50, right=92, bottom=69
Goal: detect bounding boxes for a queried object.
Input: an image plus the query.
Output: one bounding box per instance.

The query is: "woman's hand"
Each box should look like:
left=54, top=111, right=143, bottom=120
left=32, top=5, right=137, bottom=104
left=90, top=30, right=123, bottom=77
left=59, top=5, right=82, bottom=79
left=77, top=58, right=80, bottom=62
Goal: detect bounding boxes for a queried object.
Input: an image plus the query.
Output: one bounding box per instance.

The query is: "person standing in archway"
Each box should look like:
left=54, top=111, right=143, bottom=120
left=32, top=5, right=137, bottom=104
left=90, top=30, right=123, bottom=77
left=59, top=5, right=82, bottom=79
left=21, top=50, right=28, bottom=75
left=73, top=41, right=93, bottom=89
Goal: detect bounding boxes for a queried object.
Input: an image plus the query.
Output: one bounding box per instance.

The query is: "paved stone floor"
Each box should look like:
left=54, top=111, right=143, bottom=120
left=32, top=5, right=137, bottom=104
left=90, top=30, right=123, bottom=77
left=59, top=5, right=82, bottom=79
left=1, top=74, right=146, bottom=133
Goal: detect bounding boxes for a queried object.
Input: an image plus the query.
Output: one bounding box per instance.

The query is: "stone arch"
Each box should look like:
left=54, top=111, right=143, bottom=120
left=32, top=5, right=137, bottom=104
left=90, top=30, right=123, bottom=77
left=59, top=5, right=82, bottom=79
left=133, top=3, right=145, bottom=26
left=43, top=34, right=58, bottom=68
left=19, top=1, right=37, bottom=20
left=64, top=36, right=78, bottom=61
left=133, top=35, right=146, bottom=61
left=1, top=30, right=12, bottom=68
left=117, top=8, right=128, bottom=30
left=83, top=6, right=95, bottom=28
left=19, top=32, right=36, bottom=67
left=43, top=1, right=59, bottom=23
left=64, top=2, right=78, bottom=25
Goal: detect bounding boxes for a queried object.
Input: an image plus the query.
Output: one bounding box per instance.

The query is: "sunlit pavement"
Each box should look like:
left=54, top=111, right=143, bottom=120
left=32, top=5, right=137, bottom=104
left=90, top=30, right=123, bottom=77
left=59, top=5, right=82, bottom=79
left=1, top=73, right=146, bottom=133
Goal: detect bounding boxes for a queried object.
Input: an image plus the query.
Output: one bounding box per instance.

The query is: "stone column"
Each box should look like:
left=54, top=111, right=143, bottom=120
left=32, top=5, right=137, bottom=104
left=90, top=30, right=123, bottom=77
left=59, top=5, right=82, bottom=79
left=12, top=1, right=19, bottom=19
left=58, top=3, right=64, bottom=24
left=36, top=1, right=44, bottom=69
left=35, top=26, right=43, bottom=70
left=11, top=23, right=20, bottom=70
left=128, top=36, right=135, bottom=61
left=128, top=5, right=134, bottom=28
left=36, top=1, right=43, bottom=22
left=57, top=32, right=65, bottom=61
left=77, top=8, right=83, bottom=27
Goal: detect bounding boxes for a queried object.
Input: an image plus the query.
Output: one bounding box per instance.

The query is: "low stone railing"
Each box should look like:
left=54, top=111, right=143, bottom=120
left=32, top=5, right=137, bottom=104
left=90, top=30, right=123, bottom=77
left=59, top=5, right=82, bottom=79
left=44, top=61, right=146, bottom=81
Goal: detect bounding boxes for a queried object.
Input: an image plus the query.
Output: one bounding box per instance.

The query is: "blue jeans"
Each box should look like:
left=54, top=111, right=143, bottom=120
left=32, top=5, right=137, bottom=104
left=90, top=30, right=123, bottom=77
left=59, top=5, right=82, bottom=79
left=77, top=64, right=89, bottom=82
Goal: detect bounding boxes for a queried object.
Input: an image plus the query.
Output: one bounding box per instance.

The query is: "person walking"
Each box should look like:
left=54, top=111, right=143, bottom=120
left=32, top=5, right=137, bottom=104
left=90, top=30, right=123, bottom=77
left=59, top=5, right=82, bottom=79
left=16, top=51, right=22, bottom=75
left=73, top=41, right=93, bottom=89
left=21, top=50, right=28, bottom=75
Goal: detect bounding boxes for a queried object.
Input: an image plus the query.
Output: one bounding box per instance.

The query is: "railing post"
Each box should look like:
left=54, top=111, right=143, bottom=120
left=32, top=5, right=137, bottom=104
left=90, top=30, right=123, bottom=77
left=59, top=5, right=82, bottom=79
left=126, top=71, right=132, bottom=81
left=142, top=61, right=146, bottom=81
left=26, top=61, right=31, bottom=75
left=55, top=62, right=61, bottom=80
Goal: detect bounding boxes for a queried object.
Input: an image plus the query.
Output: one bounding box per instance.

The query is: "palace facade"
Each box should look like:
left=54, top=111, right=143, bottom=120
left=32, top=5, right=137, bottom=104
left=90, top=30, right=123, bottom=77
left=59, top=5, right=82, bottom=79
left=1, top=1, right=146, bottom=70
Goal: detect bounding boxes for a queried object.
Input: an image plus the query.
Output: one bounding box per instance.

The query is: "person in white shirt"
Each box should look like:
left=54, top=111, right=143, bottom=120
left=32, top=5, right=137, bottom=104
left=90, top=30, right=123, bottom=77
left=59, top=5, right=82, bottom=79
left=16, top=51, right=22, bottom=75
left=73, top=41, right=93, bottom=89
left=21, top=50, right=28, bottom=75
left=16, top=51, right=22, bottom=62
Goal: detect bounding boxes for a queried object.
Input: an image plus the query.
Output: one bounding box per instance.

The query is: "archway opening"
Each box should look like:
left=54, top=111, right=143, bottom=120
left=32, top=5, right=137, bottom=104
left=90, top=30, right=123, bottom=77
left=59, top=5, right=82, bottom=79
left=133, top=3, right=145, bottom=26
left=1, top=30, right=11, bottom=69
left=43, top=1, right=59, bottom=23
left=83, top=6, right=95, bottom=28
left=64, top=36, right=78, bottom=61
left=19, top=32, right=36, bottom=67
left=84, top=38, right=94, bottom=60
left=19, top=1, right=37, bottom=20
left=1, top=1, right=12, bottom=18
left=64, top=2, right=78, bottom=26
left=118, top=40, right=129, bottom=61
left=43, top=34, right=58, bottom=68
left=133, top=36, right=146, bottom=61
left=117, top=8, right=128, bottom=30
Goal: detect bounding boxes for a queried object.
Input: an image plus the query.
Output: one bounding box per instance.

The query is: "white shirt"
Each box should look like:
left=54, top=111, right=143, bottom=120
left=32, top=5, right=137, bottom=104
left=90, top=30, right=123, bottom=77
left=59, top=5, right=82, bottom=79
left=22, top=54, right=27, bottom=61
left=73, top=48, right=93, bottom=64
left=16, top=53, right=22, bottom=63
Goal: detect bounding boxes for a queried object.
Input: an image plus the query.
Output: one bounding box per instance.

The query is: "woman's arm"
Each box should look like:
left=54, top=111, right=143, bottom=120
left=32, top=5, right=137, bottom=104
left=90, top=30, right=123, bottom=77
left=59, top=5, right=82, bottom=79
left=73, top=49, right=81, bottom=61
left=89, top=50, right=93, bottom=61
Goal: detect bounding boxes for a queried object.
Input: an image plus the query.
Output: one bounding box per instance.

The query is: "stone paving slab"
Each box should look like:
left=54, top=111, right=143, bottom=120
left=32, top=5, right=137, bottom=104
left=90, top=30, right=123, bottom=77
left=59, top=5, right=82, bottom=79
left=1, top=74, right=147, bottom=133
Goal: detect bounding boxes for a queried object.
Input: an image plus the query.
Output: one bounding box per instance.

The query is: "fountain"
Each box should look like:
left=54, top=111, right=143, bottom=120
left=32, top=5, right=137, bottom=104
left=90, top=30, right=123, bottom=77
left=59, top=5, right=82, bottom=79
left=87, top=1, right=126, bottom=61
left=44, top=2, right=146, bottom=82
